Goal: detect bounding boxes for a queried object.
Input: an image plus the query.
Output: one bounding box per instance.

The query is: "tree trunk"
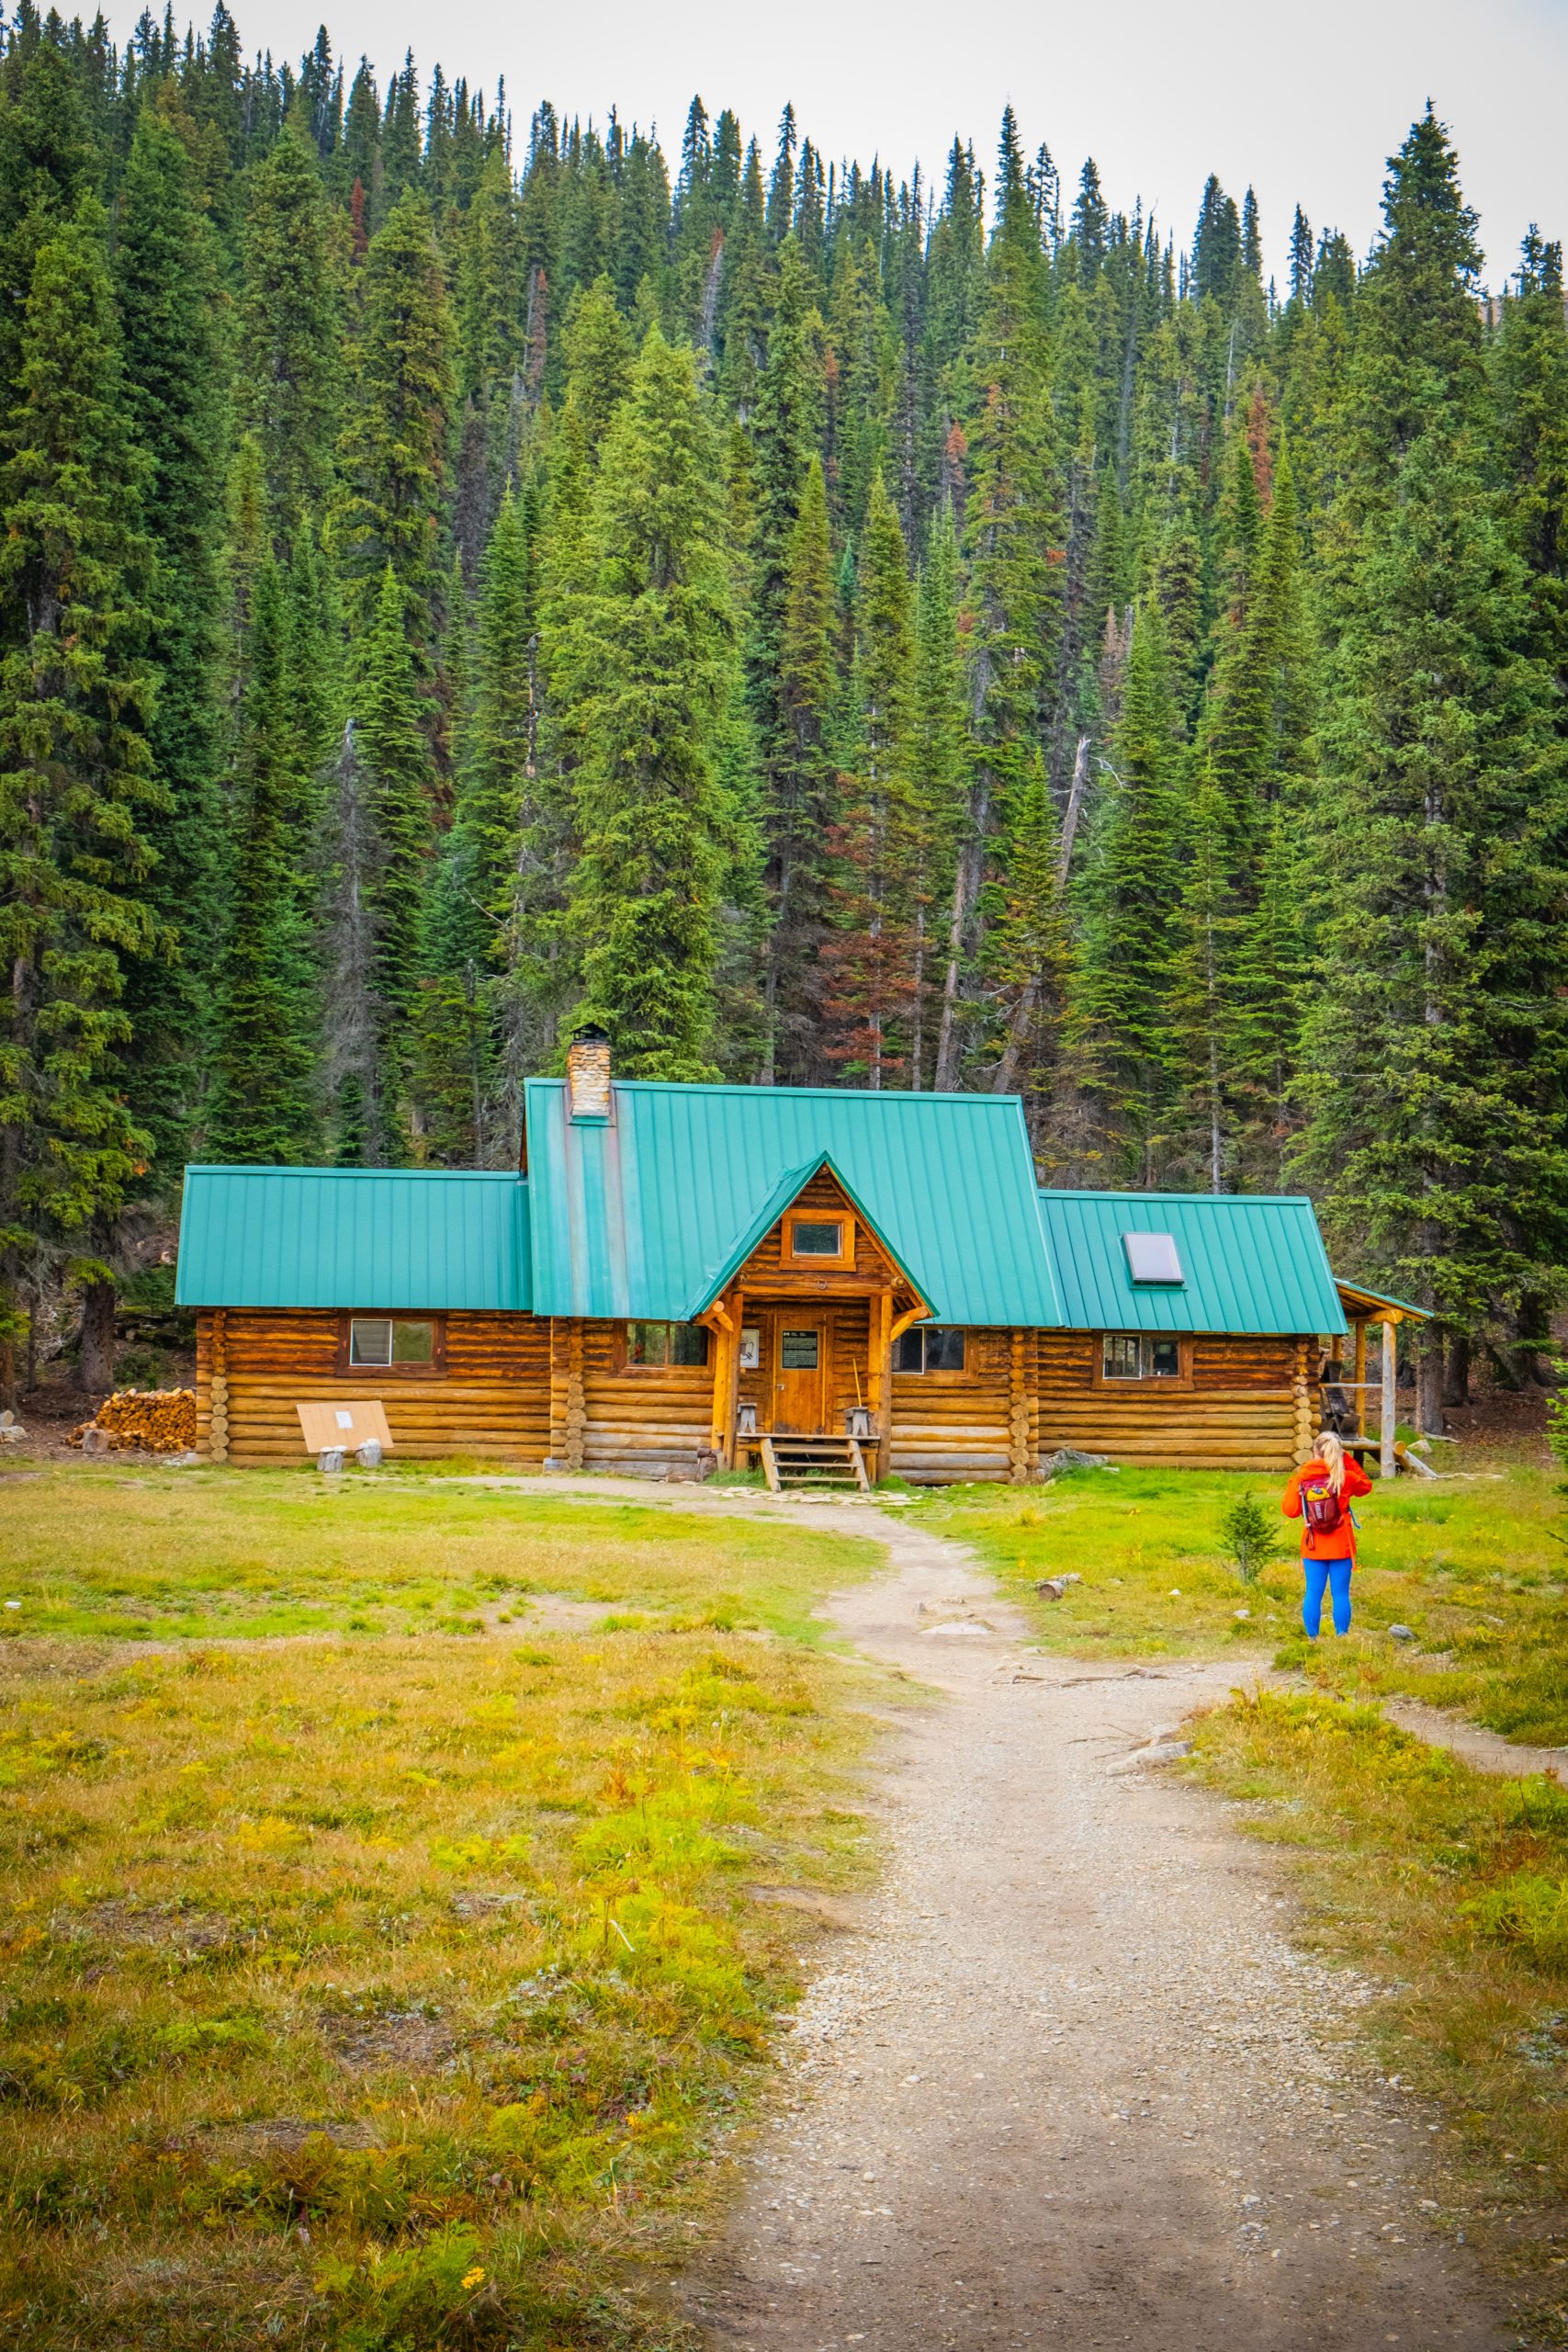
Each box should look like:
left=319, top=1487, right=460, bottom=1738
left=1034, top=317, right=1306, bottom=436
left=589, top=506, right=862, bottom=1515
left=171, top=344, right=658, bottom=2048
left=1416, top=1325, right=1444, bottom=1435
left=77, top=1279, right=118, bottom=1395
left=1442, top=1332, right=1471, bottom=1409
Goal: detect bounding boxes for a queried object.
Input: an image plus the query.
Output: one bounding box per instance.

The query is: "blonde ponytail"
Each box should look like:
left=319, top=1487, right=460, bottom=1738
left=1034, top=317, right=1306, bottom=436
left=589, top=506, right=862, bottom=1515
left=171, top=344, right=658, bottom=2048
left=1314, top=1430, right=1346, bottom=1495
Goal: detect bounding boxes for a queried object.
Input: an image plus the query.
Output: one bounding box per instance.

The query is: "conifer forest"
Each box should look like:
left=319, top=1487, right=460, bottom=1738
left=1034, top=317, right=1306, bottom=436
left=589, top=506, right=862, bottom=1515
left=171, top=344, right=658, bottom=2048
left=2, top=4, right=1567, bottom=1420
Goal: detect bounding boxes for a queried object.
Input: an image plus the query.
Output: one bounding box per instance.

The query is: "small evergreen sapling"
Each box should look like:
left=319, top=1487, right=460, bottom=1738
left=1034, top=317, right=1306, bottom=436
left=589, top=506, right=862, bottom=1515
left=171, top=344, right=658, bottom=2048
left=1221, top=1488, right=1284, bottom=1584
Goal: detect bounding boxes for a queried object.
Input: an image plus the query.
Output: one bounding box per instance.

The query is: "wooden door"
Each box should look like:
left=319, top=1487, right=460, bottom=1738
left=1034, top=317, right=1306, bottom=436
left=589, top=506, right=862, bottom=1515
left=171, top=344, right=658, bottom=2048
left=774, top=1315, right=828, bottom=1433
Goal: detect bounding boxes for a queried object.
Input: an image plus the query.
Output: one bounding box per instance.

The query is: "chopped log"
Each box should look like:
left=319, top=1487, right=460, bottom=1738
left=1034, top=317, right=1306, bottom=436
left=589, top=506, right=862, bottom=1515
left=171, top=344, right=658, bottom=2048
left=70, top=1387, right=197, bottom=1454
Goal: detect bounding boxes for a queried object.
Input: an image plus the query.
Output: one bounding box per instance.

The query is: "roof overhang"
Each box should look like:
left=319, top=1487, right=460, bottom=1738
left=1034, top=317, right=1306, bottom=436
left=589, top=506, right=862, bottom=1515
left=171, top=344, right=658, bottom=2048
left=1335, top=1280, right=1432, bottom=1325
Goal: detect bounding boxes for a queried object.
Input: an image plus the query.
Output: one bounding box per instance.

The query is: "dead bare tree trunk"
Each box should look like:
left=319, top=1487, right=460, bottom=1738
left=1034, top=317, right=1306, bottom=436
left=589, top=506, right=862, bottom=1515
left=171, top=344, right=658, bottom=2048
left=1056, top=735, right=1091, bottom=886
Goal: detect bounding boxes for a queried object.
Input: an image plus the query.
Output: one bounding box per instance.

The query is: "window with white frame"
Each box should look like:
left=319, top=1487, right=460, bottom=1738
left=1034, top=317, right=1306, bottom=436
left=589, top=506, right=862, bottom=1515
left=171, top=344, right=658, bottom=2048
left=1100, top=1333, right=1181, bottom=1379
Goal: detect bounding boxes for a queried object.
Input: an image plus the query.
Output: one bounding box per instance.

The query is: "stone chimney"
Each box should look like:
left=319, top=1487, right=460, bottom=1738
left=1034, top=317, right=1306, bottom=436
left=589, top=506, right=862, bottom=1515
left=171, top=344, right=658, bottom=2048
left=566, top=1023, right=612, bottom=1121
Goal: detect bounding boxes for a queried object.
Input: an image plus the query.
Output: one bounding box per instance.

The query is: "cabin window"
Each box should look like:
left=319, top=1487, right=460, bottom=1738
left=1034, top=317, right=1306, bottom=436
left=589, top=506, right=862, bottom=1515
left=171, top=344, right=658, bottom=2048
left=894, top=1326, right=966, bottom=1374
left=1101, top=1334, right=1181, bottom=1379
left=350, top=1317, right=434, bottom=1366
left=625, top=1321, right=709, bottom=1369
left=783, top=1211, right=855, bottom=1269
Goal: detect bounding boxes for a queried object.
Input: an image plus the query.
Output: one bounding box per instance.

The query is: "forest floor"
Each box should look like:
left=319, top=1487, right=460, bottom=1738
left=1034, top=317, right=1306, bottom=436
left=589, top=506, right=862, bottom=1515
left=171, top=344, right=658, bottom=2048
left=6, top=1456, right=1568, bottom=2347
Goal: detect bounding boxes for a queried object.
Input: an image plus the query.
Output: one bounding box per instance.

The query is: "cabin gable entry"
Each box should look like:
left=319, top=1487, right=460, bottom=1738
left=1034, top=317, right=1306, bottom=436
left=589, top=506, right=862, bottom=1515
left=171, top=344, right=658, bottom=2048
left=177, top=1052, right=1359, bottom=1482
left=690, top=1160, right=933, bottom=1478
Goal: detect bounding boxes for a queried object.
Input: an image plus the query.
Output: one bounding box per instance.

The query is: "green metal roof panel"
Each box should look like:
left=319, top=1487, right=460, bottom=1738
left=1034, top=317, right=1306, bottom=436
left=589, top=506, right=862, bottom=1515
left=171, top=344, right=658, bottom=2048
left=1036, top=1189, right=1347, bottom=1336
left=525, top=1080, right=1062, bottom=1327
left=175, top=1168, right=531, bottom=1310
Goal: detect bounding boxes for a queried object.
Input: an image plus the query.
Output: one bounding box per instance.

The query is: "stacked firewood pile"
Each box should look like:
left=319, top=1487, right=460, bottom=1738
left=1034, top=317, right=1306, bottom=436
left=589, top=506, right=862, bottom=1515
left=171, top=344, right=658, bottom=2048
left=69, top=1388, right=197, bottom=1454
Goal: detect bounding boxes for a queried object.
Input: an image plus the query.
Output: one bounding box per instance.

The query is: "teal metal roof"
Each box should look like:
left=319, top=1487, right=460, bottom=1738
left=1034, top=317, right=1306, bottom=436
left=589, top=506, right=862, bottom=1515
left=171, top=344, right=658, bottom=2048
left=1036, top=1189, right=1347, bottom=1336
left=175, top=1168, right=531, bottom=1310
left=525, top=1080, right=1062, bottom=1327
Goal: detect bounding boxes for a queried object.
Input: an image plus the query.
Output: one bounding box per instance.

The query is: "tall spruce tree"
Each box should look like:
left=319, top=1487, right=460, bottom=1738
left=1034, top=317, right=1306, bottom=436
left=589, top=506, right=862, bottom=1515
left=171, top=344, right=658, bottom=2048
left=1300, top=110, right=1568, bottom=1419
left=1067, top=601, right=1181, bottom=1183
left=113, top=102, right=229, bottom=1183
left=348, top=562, right=437, bottom=1148
left=552, top=330, right=739, bottom=1078
left=208, top=556, right=322, bottom=1165
left=336, top=188, right=456, bottom=645
left=908, top=501, right=968, bottom=1089
left=762, top=453, right=836, bottom=1082
left=938, top=133, right=1060, bottom=1090
left=235, top=124, right=340, bottom=560
left=985, top=753, right=1072, bottom=1135
left=748, top=233, right=824, bottom=783
left=0, top=199, right=159, bottom=1399
left=821, top=469, right=918, bottom=1087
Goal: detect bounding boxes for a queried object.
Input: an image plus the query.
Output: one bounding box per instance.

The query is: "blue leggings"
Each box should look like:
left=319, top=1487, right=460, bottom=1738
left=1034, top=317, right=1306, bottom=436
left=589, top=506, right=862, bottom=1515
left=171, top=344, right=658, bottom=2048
left=1303, top=1556, right=1353, bottom=1638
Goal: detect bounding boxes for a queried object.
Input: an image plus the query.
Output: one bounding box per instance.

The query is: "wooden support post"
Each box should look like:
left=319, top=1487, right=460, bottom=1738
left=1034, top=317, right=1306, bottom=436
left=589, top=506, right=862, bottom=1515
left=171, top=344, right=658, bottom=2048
left=1380, top=1317, right=1397, bottom=1480
left=726, top=1292, right=744, bottom=1466
left=871, top=1291, right=893, bottom=1485
left=1352, top=1320, right=1367, bottom=1439
left=708, top=1320, right=731, bottom=1460
left=704, top=1293, right=737, bottom=1462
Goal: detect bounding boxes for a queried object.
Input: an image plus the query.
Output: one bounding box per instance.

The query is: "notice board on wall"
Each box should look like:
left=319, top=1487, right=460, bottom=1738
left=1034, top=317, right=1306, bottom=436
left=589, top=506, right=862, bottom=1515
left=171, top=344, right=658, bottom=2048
left=293, top=1398, right=394, bottom=1453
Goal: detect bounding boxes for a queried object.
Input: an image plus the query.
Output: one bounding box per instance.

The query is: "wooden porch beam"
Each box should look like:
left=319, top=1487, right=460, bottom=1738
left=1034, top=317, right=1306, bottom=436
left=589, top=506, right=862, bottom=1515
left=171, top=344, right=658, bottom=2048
left=1381, top=1317, right=1397, bottom=1480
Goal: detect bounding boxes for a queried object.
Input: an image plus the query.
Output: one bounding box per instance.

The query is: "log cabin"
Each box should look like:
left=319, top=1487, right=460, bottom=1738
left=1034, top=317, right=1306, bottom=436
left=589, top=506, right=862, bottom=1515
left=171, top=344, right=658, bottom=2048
left=175, top=1028, right=1372, bottom=1485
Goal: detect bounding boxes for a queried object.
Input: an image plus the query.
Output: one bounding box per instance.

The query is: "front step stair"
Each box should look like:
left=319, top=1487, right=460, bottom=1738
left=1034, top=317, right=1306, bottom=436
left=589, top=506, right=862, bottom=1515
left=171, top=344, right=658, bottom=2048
left=758, top=1434, right=874, bottom=1496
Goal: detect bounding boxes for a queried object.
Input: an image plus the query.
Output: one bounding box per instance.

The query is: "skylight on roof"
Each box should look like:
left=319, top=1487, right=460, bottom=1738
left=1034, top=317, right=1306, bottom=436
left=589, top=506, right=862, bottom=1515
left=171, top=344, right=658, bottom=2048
left=1123, top=1230, right=1184, bottom=1283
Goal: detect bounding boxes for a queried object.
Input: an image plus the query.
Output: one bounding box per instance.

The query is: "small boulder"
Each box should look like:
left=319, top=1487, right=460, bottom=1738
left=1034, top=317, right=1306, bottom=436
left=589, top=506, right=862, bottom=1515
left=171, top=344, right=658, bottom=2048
left=1388, top=1623, right=1416, bottom=1643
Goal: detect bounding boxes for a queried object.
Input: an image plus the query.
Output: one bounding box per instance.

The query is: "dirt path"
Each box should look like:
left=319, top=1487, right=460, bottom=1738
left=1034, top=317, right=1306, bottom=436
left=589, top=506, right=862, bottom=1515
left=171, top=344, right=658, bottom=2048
left=680, top=1507, right=1515, bottom=2352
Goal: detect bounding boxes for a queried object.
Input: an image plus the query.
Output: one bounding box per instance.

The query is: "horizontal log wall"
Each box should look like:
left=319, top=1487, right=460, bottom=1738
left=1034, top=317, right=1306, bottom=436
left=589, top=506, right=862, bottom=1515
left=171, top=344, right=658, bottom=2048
left=1038, top=1331, right=1308, bottom=1471
left=890, top=1325, right=1016, bottom=1483
left=578, top=1318, right=713, bottom=1476
left=196, top=1308, right=1313, bottom=1479
left=196, top=1310, right=550, bottom=1464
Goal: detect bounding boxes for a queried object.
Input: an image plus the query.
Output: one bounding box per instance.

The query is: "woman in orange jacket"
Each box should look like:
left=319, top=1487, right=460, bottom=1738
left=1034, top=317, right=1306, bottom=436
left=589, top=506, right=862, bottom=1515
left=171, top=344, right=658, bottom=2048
left=1281, top=1431, right=1373, bottom=1639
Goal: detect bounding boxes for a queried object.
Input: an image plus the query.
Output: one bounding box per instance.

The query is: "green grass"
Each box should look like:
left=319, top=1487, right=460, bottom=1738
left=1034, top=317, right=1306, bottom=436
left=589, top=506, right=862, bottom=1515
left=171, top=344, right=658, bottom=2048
left=905, top=1460, right=1568, bottom=1739
left=0, top=1471, right=897, bottom=2348
left=1187, top=1685, right=1568, bottom=2322
left=0, top=1464, right=880, bottom=1651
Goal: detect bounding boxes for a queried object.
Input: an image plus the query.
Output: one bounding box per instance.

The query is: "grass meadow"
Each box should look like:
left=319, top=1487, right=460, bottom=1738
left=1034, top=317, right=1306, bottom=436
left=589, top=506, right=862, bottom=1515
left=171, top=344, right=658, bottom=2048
left=13, top=1451, right=1568, bottom=2341
left=0, top=1464, right=893, bottom=2350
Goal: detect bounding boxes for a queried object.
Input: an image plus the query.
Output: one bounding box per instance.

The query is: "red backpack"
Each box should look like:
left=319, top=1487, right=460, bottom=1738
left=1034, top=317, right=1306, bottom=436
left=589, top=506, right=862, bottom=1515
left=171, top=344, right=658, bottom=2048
left=1301, top=1471, right=1344, bottom=1537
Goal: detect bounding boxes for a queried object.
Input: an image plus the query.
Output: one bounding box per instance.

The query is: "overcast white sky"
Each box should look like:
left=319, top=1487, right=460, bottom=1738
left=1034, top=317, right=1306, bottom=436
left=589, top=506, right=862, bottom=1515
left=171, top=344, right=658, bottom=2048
left=170, top=0, right=1568, bottom=286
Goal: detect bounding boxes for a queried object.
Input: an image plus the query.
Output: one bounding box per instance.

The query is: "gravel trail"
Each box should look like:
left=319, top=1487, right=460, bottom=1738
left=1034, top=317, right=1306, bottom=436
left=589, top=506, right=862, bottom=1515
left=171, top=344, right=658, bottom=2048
left=682, top=1509, right=1514, bottom=2352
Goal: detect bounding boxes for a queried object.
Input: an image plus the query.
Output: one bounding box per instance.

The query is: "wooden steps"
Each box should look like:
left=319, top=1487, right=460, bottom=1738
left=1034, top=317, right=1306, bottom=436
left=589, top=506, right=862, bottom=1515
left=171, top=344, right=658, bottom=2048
left=757, top=1434, right=874, bottom=1495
